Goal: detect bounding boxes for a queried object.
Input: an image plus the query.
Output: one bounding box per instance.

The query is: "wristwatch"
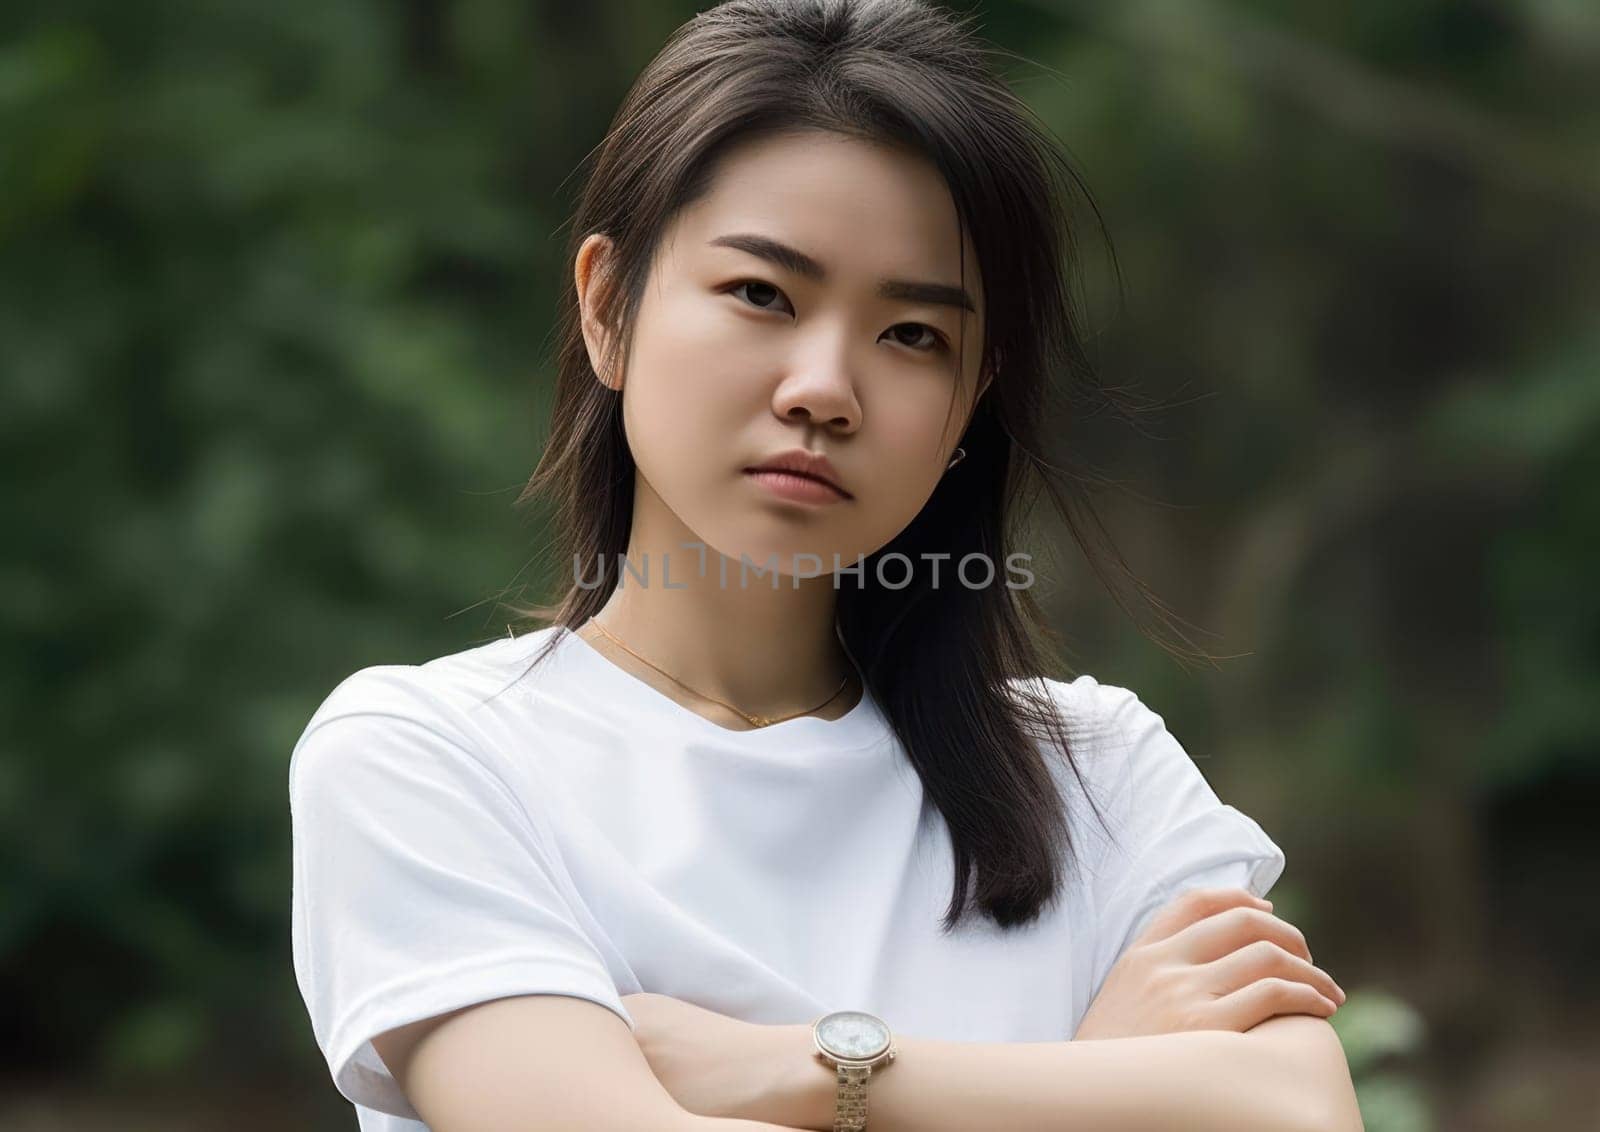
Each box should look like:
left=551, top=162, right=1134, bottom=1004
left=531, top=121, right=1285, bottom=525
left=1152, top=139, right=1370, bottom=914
left=810, top=1009, right=897, bottom=1132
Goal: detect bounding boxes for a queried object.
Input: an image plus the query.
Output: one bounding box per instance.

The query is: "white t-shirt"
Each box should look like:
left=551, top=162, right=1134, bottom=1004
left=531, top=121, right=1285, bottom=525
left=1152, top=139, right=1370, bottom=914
left=289, top=624, right=1284, bottom=1130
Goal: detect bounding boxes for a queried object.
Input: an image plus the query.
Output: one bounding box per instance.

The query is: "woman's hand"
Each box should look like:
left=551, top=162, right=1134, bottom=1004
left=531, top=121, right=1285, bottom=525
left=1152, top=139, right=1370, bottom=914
left=1073, top=886, right=1347, bottom=1040
left=622, top=991, right=822, bottom=1128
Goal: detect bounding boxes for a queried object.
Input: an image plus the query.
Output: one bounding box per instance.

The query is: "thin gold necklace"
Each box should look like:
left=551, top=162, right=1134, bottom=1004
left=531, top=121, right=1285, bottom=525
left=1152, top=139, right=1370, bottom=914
left=585, top=618, right=855, bottom=729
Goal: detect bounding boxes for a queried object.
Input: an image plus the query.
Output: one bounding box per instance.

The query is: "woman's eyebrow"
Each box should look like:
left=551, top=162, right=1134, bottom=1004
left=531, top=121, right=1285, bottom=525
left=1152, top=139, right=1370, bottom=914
left=708, top=232, right=976, bottom=312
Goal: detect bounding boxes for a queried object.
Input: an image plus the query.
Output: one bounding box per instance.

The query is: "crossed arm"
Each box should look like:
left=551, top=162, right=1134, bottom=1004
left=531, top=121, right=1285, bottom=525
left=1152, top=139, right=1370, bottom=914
left=375, top=883, right=1362, bottom=1130
left=815, top=1012, right=1364, bottom=1132
left=375, top=982, right=1362, bottom=1132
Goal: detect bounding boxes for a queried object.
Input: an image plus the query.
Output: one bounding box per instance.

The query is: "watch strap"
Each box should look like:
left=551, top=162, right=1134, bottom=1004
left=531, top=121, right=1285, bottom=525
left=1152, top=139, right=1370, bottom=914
left=832, top=1062, right=872, bottom=1132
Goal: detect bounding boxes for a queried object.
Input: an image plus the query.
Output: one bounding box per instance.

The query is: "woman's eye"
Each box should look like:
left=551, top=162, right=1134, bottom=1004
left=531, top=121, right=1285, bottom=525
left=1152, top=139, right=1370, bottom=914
left=730, top=280, right=794, bottom=315
left=883, top=323, right=947, bottom=353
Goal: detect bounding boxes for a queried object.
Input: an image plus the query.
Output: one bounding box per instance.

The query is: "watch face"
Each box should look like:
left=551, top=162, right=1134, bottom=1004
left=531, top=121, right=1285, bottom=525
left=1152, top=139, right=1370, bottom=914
left=815, top=1011, right=890, bottom=1062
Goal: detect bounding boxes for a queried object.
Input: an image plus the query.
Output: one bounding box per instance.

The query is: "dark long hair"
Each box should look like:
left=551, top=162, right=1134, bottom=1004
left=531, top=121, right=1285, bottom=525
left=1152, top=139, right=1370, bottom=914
left=503, top=0, right=1213, bottom=933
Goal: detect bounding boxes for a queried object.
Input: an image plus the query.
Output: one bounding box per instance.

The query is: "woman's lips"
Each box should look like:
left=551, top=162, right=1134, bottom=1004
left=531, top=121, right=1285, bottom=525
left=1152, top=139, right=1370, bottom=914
left=743, top=469, right=851, bottom=505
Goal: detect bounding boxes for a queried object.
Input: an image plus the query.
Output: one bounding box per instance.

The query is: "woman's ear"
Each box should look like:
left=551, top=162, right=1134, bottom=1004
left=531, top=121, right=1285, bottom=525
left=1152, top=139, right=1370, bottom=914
left=977, top=347, right=1001, bottom=402
left=575, top=233, right=622, bottom=390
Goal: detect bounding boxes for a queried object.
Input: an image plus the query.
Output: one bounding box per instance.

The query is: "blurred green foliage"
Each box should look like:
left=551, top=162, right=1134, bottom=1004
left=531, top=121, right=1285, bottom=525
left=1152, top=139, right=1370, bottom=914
left=3, top=0, right=1597, bottom=1125
left=1330, top=989, right=1431, bottom=1132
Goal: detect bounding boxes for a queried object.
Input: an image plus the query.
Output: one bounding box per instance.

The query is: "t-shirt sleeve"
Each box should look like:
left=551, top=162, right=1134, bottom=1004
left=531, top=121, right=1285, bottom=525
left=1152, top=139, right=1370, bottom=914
left=1068, top=676, right=1286, bottom=1016
left=288, top=667, right=633, bottom=1120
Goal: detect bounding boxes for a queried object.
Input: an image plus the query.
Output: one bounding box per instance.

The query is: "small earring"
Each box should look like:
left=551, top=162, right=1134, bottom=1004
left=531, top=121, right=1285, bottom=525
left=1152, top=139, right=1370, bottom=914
left=946, top=446, right=966, bottom=471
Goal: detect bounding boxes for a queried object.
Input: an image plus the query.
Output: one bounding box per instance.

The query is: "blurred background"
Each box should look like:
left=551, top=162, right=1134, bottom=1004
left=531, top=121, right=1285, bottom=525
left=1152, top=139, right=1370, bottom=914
left=3, top=1, right=1597, bottom=1129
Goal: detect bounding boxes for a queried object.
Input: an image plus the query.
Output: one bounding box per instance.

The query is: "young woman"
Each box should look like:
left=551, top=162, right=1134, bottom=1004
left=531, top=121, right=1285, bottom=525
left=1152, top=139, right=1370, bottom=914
left=290, top=1, right=1361, bottom=1129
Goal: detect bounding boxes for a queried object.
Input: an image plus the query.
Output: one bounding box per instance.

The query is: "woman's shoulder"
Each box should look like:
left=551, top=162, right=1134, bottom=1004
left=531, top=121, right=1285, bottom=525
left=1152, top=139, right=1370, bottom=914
left=288, top=627, right=567, bottom=801
left=1004, top=670, right=1159, bottom=753
left=1003, top=671, right=1215, bottom=825
left=305, top=626, right=564, bottom=721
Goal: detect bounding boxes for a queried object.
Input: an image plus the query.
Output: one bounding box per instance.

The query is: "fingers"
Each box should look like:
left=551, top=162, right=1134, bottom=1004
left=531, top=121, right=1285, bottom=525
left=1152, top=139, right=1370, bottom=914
left=1206, top=976, right=1341, bottom=1032
left=1135, top=886, right=1275, bottom=948
left=1159, top=902, right=1314, bottom=966
left=1126, top=885, right=1346, bottom=1037
left=1201, top=937, right=1346, bottom=1005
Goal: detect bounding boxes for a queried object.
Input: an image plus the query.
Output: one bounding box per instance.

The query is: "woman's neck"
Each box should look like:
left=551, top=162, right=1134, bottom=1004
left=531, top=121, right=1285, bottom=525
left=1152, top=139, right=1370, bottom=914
left=576, top=558, right=860, bottom=727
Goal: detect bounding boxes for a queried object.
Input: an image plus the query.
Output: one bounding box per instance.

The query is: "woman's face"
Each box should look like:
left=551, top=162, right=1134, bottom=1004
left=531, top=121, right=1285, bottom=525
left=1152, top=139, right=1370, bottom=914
left=577, top=128, right=989, bottom=577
